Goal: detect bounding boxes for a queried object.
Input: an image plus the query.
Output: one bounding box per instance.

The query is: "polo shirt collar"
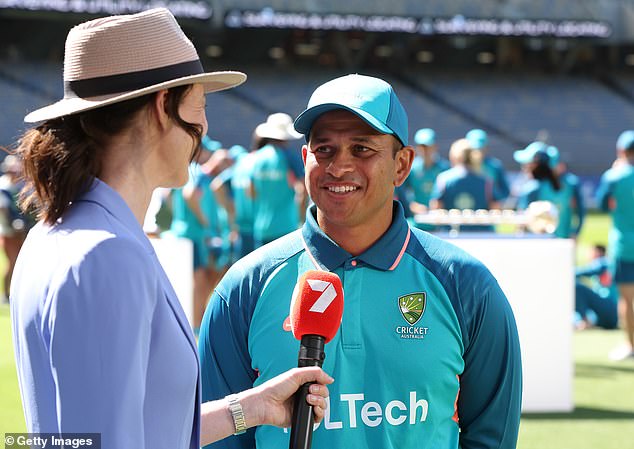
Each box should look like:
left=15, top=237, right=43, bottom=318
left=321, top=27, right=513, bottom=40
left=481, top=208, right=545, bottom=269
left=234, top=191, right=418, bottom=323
left=75, top=178, right=154, bottom=253
left=301, top=201, right=411, bottom=272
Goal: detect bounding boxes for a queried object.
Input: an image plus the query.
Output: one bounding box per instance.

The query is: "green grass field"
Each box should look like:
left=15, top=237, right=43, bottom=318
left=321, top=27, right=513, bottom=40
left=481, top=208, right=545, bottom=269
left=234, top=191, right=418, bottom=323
left=1, top=213, right=633, bottom=447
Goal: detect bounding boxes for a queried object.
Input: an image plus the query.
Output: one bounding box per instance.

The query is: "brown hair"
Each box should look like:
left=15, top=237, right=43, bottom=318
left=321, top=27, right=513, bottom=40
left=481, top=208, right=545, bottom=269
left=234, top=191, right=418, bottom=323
left=17, top=85, right=202, bottom=225
left=449, top=138, right=482, bottom=171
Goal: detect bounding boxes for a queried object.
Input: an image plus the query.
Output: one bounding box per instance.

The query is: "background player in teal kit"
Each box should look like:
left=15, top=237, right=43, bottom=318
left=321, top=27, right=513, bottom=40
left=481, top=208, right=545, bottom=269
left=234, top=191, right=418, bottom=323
left=465, top=128, right=510, bottom=203
left=575, top=244, right=618, bottom=330
left=514, top=142, right=582, bottom=239
left=198, top=74, right=522, bottom=449
left=430, top=138, right=500, bottom=232
left=397, top=128, right=449, bottom=219
left=596, top=131, right=634, bottom=360
left=251, top=113, right=303, bottom=247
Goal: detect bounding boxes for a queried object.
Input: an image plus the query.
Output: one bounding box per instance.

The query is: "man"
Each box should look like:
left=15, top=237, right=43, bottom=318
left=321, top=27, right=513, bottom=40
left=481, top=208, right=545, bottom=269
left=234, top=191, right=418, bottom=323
left=596, top=131, right=634, bottom=360
left=199, top=74, right=522, bottom=449
left=465, top=128, right=510, bottom=203
left=396, top=128, right=449, bottom=227
left=212, top=145, right=258, bottom=260
left=575, top=244, right=618, bottom=331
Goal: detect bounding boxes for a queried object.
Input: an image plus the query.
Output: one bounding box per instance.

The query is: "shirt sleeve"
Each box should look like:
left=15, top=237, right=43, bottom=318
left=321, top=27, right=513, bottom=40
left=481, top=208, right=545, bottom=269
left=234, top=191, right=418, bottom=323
left=44, top=238, right=157, bottom=447
left=576, top=258, right=608, bottom=278
left=198, top=275, right=258, bottom=449
left=457, top=268, right=523, bottom=449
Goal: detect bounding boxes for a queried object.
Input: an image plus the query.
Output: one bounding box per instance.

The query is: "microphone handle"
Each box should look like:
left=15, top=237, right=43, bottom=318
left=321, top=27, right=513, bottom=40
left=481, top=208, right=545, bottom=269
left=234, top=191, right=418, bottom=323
left=289, top=335, right=326, bottom=449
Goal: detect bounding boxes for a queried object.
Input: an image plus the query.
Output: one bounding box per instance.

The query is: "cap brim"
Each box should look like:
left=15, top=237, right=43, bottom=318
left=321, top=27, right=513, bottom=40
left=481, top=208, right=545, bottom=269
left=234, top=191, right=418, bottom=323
left=24, top=71, right=247, bottom=123
left=294, top=103, right=394, bottom=140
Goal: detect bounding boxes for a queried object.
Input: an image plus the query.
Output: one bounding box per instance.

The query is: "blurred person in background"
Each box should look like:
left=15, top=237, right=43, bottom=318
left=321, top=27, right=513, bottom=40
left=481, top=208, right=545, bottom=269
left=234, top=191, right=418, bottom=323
left=614, top=130, right=634, bottom=168
left=551, top=150, right=585, bottom=239
left=212, top=144, right=257, bottom=261
left=166, top=136, right=224, bottom=333
left=465, top=128, right=510, bottom=203
left=514, top=142, right=578, bottom=239
left=0, top=155, right=33, bottom=303
left=596, top=132, right=634, bottom=361
left=9, top=8, right=333, bottom=448
left=251, top=113, right=304, bottom=247
left=430, top=138, right=500, bottom=232
left=575, top=244, right=618, bottom=330
left=396, top=127, right=449, bottom=230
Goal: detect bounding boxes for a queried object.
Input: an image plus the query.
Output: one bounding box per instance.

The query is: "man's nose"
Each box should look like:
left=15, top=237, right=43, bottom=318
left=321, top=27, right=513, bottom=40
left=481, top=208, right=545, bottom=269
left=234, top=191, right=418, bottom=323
left=326, top=149, right=355, bottom=177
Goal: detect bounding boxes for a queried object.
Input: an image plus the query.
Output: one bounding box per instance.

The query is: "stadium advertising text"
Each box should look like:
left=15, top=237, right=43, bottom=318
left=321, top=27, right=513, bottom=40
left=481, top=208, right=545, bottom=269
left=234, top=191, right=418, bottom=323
left=225, top=8, right=612, bottom=39
left=0, top=0, right=212, bottom=19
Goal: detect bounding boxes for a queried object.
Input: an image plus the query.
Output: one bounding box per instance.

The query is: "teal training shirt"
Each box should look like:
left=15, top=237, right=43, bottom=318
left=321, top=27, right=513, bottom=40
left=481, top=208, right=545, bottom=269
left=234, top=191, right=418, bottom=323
left=402, top=156, right=450, bottom=208
left=230, top=152, right=257, bottom=234
left=169, top=163, right=205, bottom=241
left=198, top=202, right=522, bottom=449
left=251, top=144, right=299, bottom=242
left=517, top=178, right=576, bottom=238
left=482, top=156, right=510, bottom=201
left=596, top=162, right=634, bottom=261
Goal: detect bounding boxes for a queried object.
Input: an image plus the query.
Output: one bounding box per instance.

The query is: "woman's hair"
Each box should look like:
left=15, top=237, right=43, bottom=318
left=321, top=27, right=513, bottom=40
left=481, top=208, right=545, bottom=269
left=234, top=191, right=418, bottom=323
left=531, top=153, right=561, bottom=191
left=449, top=138, right=482, bottom=171
left=17, top=85, right=202, bottom=225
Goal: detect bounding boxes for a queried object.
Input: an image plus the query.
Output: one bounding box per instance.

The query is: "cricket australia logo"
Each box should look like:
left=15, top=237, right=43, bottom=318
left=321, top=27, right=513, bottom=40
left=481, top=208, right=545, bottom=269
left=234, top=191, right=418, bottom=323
left=399, top=293, right=426, bottom=325
left=396, top=292, right=429, bottom=340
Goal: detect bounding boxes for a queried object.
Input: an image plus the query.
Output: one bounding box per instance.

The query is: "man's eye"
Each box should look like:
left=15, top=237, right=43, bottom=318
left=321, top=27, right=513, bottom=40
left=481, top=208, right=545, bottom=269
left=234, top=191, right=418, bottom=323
left=313, top=146, right=333, bottom=154
left=354, top=145, right=374, bottom=155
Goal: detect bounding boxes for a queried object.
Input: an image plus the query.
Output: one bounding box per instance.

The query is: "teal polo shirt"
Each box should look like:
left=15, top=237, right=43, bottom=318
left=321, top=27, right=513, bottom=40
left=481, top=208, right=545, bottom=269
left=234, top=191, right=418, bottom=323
left=596, top=162, right=634, bottom=261
left=198, top=202, right=522, bottom=449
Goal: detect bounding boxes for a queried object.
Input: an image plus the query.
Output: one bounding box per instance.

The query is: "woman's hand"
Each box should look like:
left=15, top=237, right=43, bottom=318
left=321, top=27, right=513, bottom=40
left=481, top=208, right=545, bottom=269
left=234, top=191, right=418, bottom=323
left=245, top=367, right=334, bottom=428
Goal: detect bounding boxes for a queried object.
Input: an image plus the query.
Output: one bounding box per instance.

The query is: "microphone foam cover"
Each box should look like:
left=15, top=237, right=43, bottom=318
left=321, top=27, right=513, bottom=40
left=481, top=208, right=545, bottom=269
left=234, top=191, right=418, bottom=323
left=290, top=270, right=344, bottom=343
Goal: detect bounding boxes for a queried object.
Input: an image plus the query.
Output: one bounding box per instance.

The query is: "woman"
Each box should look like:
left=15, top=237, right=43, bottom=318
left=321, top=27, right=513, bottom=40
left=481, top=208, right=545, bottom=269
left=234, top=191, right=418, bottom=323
left=515, top=145, right=575, bottom=238
left=10, top=8, right=331, bottom=448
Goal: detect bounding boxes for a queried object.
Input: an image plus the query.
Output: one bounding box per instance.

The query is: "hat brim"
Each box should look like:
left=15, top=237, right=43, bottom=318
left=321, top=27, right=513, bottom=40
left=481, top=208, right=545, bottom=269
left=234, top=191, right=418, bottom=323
left=513, top=149, right=534, bottom=164
left=24, top=71, right=247, bottom=123
left=254, top=123, right=302, bottom=141
left=294, top=103, right=394, bottom=141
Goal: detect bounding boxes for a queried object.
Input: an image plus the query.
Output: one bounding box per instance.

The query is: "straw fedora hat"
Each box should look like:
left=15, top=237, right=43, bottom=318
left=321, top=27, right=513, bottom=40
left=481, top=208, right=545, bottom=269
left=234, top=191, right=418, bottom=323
left=254, top=113, right=302, bottom=141
left=24, top=8, right=246, bottom=123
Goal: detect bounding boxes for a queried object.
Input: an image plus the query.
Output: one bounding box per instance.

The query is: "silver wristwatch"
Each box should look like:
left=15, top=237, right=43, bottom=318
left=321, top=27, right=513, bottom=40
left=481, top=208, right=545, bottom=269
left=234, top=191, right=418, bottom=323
left=226, top=394, right=247, bottom=435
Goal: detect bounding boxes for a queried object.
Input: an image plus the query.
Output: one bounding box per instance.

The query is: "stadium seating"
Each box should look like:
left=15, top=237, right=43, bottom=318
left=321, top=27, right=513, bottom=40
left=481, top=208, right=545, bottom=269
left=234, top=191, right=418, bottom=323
left=2, top=60, right=634, bottom=176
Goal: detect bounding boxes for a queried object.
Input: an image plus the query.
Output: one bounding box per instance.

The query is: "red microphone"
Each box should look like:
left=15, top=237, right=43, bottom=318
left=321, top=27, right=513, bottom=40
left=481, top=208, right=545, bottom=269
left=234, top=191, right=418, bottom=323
left=288, top=270, right=344, bottom=449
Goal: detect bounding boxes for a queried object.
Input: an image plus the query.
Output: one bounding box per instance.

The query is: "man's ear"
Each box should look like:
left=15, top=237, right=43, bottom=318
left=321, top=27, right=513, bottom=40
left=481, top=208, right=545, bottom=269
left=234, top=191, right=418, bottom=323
left=394, top=145, right=415, bottom=187
left=302, top=144, right=308, bottom=166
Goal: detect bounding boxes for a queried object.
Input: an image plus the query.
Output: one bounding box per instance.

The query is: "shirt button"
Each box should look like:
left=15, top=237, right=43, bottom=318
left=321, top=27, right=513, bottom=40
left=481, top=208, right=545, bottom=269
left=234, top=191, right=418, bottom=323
left=351, top=260, right=358, bottom=267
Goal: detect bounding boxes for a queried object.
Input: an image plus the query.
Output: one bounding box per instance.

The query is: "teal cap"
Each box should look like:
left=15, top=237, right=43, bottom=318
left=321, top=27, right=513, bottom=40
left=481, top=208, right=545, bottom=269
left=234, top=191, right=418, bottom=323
left=513, top=141, right=548, bottom=165
left=202, top=136, right=222, bottom=152
left=294, top=74, right=409, bottom=146
left=465, top=129, right=488, bottom=150
left=546, top=146, right=560, bottom=168
left=228, top=144, right=247, bottom=160
left=616, top=130, right=634, bottom=150
left=414, top=128, right=436, bottom=146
